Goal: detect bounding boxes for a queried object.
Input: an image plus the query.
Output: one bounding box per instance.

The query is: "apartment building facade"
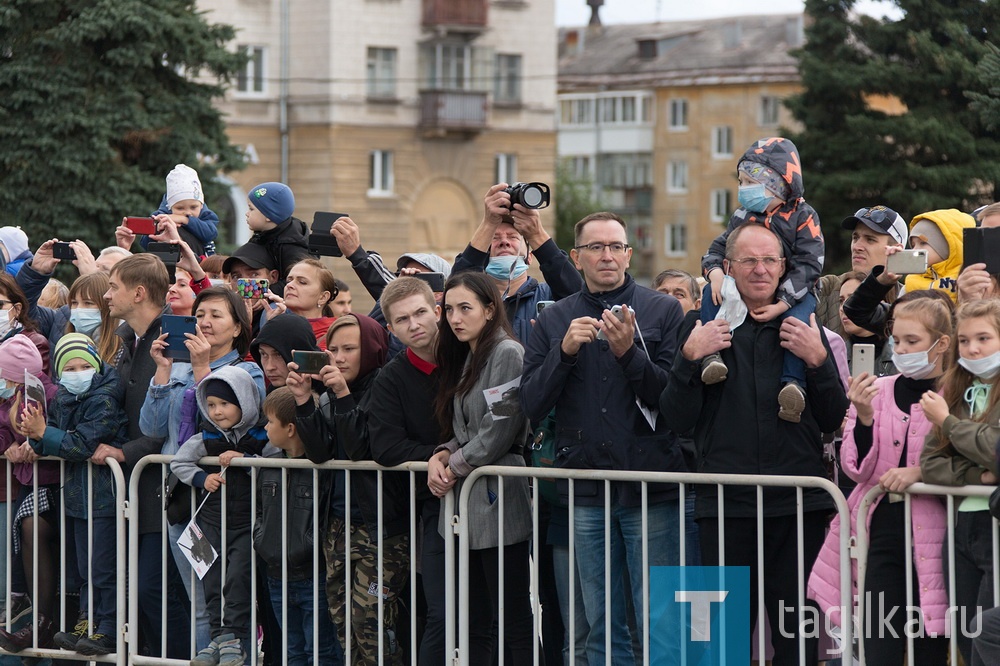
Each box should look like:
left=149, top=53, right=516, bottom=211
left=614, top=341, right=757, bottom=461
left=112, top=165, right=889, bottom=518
left=199, top=0, right=557, bottom=308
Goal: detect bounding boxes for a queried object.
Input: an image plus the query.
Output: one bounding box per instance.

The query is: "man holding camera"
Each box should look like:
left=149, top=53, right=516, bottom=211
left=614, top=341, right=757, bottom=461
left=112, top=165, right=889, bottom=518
left=521, top=211, right=686, bottom=665
left=453, top=183, right=582, bottom=344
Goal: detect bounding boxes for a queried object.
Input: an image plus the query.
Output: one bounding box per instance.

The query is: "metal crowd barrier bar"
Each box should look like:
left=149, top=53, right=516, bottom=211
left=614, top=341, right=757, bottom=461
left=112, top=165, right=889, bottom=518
left=855, top=482, right=997, bottom=666
left=0, top=456, right=127, bottom=665
left=452, top=467, right=853, bottom=666
left=127, top=454, right=431, bottom=666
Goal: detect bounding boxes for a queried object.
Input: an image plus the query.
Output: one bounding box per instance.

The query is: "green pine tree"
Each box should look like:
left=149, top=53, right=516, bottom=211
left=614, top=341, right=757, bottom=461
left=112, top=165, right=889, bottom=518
left=786, top=0, right=1000, bottom=271
left=0, top=0, right=246, bottom=253
left=555, top=162, right=606, bottom=249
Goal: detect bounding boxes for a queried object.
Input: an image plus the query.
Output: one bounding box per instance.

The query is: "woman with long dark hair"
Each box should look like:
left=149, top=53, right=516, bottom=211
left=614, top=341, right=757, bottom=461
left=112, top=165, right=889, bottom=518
left=427, top=271, right=535, bottom=664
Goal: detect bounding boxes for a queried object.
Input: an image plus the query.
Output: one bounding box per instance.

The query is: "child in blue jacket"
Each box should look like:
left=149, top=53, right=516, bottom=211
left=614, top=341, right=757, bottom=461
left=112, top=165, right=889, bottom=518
left=20, top=333, right=127, bottom=656
left=141, top=164, right=220, bottom=256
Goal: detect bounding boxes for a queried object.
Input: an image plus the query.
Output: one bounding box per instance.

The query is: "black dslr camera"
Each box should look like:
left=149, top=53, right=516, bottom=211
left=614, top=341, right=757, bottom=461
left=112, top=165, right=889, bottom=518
left=504, top=182, right=551, bottom=210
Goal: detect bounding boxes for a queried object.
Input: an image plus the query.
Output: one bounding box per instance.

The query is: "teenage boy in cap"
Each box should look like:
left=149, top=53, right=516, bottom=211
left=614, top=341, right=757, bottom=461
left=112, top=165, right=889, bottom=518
left=815, top=205, right=909, bottom=337
left=244, top=182, right=311, bottom=282
left=700, top=137, right=823, bottom=423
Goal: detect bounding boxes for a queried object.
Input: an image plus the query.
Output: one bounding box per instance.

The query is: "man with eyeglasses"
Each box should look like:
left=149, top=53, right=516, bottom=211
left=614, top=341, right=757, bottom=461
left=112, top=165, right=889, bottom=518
left=522, top=211, right=686, bottom=666
left=662, top=223, right=848, bottom=666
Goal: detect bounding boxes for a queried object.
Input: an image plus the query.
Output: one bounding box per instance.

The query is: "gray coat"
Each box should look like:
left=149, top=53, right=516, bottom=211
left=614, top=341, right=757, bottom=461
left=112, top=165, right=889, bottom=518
left=438, top=337, right=532, bottom=550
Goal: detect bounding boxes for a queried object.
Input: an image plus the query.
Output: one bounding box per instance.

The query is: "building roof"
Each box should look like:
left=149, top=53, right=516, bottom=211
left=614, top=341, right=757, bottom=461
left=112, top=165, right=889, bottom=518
left=558, top=13, right=803, bottom=91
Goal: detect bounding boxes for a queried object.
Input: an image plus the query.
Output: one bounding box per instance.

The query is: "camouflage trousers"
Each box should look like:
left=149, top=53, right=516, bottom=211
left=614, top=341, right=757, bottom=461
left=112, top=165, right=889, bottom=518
left=326, top=519, right=409, bottom=666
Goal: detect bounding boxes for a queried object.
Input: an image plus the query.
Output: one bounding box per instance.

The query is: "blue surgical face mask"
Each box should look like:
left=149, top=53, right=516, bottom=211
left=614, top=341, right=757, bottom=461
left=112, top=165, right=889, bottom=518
left=0, top=385, right=14, bottom=401
left=738, top=183, right=773, bottom=214
left=69, top=308, right=102, bottom=336
left=485, top=255, right=528, bottom=282
left=60, top=368, right=97, bottom=396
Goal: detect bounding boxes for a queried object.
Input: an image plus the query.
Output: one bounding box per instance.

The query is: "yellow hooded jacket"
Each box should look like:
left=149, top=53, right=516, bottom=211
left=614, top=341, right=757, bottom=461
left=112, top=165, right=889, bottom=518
left=904, top=209, right=976, bottom=301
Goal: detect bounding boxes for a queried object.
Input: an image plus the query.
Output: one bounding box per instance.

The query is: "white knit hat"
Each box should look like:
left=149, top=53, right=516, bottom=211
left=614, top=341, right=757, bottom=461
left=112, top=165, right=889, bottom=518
left=165, top=164, right=204, bottom=207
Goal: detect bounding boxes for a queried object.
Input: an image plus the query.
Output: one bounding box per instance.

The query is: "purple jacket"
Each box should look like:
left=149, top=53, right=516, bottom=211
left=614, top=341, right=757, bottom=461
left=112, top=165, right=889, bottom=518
left=807, top=375, right=948, bottom=634
left=0, top=372, right=60, bottom=488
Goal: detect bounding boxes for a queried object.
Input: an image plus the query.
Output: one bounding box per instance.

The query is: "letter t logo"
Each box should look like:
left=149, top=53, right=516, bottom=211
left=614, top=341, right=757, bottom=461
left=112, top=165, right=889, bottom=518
left=675, top=591, right=729, bottom=642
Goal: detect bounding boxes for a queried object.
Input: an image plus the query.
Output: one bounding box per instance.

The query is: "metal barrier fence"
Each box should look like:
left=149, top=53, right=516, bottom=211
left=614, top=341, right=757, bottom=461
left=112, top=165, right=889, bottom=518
left=855, top=482, right=998, bottom=666
left=0, top=456, right=128, bottom=665
left=0, top=455, right=859, bottom=665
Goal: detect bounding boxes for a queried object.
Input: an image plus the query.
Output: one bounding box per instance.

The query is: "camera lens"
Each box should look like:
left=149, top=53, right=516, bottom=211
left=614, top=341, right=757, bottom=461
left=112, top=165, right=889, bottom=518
left=521, top=185, right=544, bottom=208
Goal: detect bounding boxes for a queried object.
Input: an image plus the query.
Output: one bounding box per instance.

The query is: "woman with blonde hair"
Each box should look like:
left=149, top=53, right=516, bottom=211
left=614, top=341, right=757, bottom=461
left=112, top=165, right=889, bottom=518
left=260, top=258, right=340, bottom=348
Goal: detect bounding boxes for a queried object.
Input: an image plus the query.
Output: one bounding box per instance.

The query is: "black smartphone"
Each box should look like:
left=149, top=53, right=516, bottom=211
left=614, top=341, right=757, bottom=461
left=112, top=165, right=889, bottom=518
left=309, top=212, right=347, bottom=258
left=292, top=350, right=329, bottom=375
left=964, top=227, right=1000, bottom=274
left=52, top=242, right=77, bottom=260
left=161, top=315, right=197, bottom=363
left=148, top=242, right=181, bottom=265
left=411, top=272, right=445, bottom=292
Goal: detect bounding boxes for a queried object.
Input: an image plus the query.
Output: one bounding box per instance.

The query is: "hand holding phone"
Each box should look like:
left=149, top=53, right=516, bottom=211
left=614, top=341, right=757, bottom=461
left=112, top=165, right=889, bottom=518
left=412, top=272, right=445, bottom=293
left=852, top=343, right=876, bottom=378
left=125, top=217, right=158, bottom=236
left=235, top=278, right=270, bottom=299
left=52, top=242, right=77, bottom=261
left=161, top=315, right=198, bottom=362
left=309, top=212, right=347, bottom=258
left=885, top=249, right=928, bottom=275
left=292, top=350, right=329, bottom=375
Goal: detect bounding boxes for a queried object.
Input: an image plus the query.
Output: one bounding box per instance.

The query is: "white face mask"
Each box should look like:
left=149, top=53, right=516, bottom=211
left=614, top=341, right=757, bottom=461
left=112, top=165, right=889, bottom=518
left=891, top=338, right=942, bottom=380
left=959, top=351, right=1000, bottom=380
left=0, top=309, right=13, bottom=339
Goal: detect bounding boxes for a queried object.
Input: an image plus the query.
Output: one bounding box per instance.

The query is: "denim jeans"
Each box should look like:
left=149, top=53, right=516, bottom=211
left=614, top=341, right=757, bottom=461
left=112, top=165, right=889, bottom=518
left=137, top=532, right=190, bottom=658
left=552, top=544, right=589, bottom=665
left=70, top=516, right=117, bottom=636
left=700, top=284, right=816, bottom=385
left=574, top=500, right=680, bottom=666
left=268, top=577, right=343, bottom=666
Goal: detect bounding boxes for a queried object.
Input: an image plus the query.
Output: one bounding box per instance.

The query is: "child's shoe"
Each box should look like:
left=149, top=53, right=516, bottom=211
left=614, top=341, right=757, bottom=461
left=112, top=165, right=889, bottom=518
left=778, top=381, right=806, bottom=423
left=701, top=353, right=728, bottom=385
left=190, top=635, right=223, bottom=666
left=76, top=631, right=115, bottom=655
left=52, top=614, right=88, bottom=651
left=217, top=634, right=246, bottom=666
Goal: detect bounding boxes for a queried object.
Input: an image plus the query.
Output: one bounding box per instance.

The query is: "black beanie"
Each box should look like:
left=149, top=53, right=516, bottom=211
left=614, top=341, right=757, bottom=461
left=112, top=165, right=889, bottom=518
left=203, top=378, right=240, bottom=406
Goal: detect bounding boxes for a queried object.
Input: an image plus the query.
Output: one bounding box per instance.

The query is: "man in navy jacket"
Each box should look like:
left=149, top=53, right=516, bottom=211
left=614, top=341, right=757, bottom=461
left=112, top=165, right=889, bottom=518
left=521, top=212, right=685, bottom=666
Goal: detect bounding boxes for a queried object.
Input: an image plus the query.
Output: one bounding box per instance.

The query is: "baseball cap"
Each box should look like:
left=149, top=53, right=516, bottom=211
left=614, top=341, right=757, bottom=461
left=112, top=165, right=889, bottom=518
left=841, top=206, right=908, bottom=246
left=222, top=243, right=277, bottom=274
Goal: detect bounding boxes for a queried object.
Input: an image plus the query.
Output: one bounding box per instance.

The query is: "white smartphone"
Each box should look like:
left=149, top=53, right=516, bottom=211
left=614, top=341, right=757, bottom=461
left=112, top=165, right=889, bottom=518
left=852, top=343, right=876, bottom=378
left=886, top=249, right=928, bottom=275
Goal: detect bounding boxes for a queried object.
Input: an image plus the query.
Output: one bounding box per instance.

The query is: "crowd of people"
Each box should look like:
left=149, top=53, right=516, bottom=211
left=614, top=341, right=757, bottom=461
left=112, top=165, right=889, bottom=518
left=0, top=140, right=998, bottom=666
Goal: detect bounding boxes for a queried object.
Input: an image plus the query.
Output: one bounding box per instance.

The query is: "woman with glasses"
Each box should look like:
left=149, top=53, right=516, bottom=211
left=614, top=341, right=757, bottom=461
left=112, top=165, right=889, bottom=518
left=427, top=271, right=535, bottom=665
left=0, top=274, right=51, bottom=374
left=699, top=137, right=823, bottom=424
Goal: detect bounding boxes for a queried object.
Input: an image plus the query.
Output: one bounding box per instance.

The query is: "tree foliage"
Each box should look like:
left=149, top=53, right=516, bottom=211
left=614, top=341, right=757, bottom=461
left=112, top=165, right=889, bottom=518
left=554, top=163, right=606, bottom=249
left=786, top=0, right=1000, bottom=271
left=0, top=0, right=246, bottom=251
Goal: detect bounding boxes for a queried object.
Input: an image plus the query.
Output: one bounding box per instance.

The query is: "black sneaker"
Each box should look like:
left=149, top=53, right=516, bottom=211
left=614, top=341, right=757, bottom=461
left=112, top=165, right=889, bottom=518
left=0, top=595, right=31, bottom=627
left=76, top=632, right=115, bottom=656
left=53, top=617, right=89, bottom=651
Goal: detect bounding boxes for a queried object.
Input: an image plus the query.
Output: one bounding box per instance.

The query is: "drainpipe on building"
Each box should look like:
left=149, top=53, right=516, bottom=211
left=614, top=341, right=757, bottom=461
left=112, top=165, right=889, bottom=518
left=279, top=0, right=289, bottom=183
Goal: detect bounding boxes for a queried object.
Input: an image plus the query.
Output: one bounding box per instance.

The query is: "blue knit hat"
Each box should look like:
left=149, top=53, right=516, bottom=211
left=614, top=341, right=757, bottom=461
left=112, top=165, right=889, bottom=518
left=247, top=182, right=295, bottom=223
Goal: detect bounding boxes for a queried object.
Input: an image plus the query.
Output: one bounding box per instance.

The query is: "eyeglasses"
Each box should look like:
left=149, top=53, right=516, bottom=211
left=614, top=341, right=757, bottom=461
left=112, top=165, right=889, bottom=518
left=729, top=256, right=785, bottom=270
left=0, top=300, right=13, bottom=310
left=574, top=242, right=630, bottom=255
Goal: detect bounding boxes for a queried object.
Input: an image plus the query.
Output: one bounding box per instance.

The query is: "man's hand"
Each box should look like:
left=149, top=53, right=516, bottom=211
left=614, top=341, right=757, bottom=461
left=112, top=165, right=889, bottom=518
left=510, top=206, right=549, bottom=249
left=482, top=183, right=511, bottom=227
left=31, top=240, right=61, bottom=275
left=601, top=305, right=635, bottom=359
left=319, top=359, right=350, bottom=398
left=560, top=317, right=600, bottom=356
left=285, top=365, right=315, bottom=405
left=876, top=245, right=905, bottom=286
left=91, top=443, right=125, bottom=466
left=70, top=240, right=98, bottom=276
left=331, top=217, right=361, bottom=257
left=750, top=300, right=790, bottom=323
left=681, top=320, right=732, bottom=362
left=958, top=263, right=994, bottom=303
left=779, top=314, right=828, bottom=368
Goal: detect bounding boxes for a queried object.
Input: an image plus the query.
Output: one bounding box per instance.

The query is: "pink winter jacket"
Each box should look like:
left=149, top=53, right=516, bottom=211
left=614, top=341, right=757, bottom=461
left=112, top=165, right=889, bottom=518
left=807, top=375, right=949, bottom=635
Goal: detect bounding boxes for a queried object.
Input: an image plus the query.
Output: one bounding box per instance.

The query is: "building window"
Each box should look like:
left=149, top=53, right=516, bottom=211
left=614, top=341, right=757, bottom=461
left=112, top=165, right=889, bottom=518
left=641, top=96, right=654, bottom=123
left=666, top=221, right=687, bottom=256
left=495, top=153, right=517, bottom=184
left=494, top=53, right=522, bottom=104
left=760, top=95, right=780, bottom=126
left=366, top=47, right=397, bottom=98
left=559, top=99, right=594, bottom=125
left=712, top=126, right=733, bottom=158
left=369, top=150, right=394, bottom=195
left=669, top=99, right=688, bottom=130
left=711, top=188, right=732, bottom=222
left=563, top=156, right=591, bottom=178
left=236, top=46, right=266, bottom=94
left=667, top=161, right=688, bottom=193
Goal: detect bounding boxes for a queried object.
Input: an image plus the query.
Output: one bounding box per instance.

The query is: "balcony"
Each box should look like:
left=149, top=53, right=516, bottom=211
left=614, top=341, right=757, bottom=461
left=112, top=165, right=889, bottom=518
left=419, top=90, right=488, bottom=137
left=422, top=0, right=488, bottom=30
